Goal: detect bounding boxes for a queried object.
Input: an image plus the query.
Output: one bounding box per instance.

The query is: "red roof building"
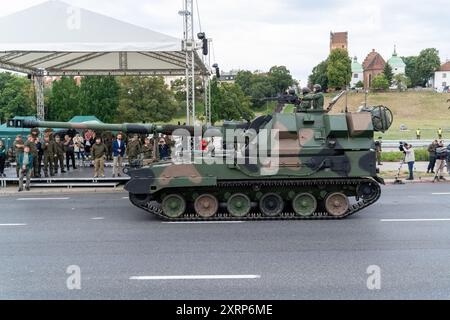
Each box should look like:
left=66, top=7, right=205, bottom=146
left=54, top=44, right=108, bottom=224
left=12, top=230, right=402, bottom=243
left=362, top=49, right=386, bottom=89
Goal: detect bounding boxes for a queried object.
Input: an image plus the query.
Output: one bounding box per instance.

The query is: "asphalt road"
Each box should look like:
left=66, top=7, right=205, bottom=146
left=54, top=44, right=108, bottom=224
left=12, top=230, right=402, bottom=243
left=1, top=184, right=450, bottom=300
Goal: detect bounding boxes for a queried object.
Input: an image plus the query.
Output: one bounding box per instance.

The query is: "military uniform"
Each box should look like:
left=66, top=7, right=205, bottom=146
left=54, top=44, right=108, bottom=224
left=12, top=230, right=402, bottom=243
left=14, top=139, right=25, bottom=177
left=127, top=140, right=142, bottom=162
left=102, top=131, right=113, bottom=161
left=302, top=93, right=324, bottom=110
left=142, top=144, right=153, bottom=159
left=42, top=140, right=55, bottom=177
left=25, top=140, right=40, bottom=177
left=91, top=143, right=107, bottom=177
left=375, top=140, right=382, bottom=166
left=53, top=140, right=65, bottom=173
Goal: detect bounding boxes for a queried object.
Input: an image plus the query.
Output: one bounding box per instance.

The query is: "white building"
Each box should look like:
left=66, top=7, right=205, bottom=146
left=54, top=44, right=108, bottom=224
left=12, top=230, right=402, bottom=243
left=434, top=61, right=450, bottom=92
left=350, top=56, right=364, bottom=88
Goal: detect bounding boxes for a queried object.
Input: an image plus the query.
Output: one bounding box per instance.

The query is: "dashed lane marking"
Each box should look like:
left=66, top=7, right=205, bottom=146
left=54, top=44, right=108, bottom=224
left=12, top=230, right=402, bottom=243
left=130, top=275, right=261, bottom=280
left=17, top=198, right=70, bottom=201
left=381, top=218, right=450, bottom=222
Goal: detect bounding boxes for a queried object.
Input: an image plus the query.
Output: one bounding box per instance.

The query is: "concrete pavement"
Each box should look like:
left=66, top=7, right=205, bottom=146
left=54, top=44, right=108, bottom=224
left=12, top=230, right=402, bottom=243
left=1, top=184, right=450, bottom=300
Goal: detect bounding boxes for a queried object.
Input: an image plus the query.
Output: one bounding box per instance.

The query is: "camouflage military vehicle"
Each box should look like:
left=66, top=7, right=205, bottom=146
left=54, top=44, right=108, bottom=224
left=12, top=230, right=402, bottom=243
left=8, top=98, right=392, bottom=221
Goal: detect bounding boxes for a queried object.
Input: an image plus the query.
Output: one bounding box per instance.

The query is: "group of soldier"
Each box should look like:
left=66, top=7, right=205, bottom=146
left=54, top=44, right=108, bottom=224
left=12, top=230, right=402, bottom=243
left=296, top=84, right=325, bottom=112
left=9, top=130, right=175, bottom=179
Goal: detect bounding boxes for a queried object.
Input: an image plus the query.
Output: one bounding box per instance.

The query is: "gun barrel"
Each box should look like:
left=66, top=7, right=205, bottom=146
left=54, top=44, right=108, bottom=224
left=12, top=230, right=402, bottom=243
left=7, top=119, right=217, bottom=136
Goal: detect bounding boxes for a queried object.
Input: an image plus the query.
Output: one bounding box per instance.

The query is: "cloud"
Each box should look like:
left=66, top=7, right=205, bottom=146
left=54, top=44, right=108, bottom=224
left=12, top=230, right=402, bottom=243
left=1, top=0, right=449, bottom=85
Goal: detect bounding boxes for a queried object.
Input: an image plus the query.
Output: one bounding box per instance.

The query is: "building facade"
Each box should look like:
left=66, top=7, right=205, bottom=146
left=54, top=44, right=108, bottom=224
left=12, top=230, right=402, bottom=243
left=387, top=47, right=406, bottom=76
left=350, top=56, right=364, bottom=88
left=362, top=49, right=386, bottom=89
left=434, top=61, right=450, bottom=91
left=330, top=32, right=348, bottom=52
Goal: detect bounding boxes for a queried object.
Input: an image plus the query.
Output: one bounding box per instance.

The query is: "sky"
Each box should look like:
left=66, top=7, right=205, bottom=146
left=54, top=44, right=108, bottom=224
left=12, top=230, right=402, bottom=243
left=0, top=0, right=449, bottom=85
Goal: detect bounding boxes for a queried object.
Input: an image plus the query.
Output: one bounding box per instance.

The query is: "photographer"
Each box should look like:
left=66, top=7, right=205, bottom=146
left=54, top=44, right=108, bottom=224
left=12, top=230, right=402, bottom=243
left=403, top=143, right=415, bottom=181
left=434, top=142, right=447, bottom=182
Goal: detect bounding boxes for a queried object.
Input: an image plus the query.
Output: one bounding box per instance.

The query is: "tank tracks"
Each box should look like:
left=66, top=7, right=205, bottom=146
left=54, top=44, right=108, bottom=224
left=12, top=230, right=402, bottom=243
left=129, top=178, right=381, bottom=221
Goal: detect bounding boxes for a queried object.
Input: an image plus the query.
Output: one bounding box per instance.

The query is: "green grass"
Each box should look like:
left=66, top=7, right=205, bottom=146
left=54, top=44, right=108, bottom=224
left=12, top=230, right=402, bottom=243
left=381, top=148, right=429, bottom=162
left=328, top=91, right=450, bottom=140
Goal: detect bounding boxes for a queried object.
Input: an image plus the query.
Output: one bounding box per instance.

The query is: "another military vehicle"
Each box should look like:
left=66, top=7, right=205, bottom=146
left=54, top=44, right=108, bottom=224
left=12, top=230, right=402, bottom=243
left=8, top=96, right=392, bottom=221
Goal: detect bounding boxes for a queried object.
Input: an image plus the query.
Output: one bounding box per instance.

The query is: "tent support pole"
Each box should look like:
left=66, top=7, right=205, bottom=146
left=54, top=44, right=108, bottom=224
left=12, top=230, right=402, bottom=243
left=33, top=71, right=45, bottom=121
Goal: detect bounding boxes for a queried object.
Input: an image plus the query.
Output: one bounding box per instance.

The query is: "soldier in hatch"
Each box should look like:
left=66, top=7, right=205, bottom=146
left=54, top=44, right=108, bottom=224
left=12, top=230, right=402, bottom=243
left=302, top=84, right=325, bottom=111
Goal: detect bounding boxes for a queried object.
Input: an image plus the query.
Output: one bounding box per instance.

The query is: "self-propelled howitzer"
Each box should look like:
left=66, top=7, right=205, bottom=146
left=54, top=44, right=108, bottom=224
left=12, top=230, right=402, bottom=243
left=8, top=103, right=393, bottom=221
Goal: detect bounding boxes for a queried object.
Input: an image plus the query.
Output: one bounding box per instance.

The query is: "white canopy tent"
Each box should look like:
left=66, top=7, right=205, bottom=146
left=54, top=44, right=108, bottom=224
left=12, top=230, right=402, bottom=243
left=0, top=0, right=210, bottom=122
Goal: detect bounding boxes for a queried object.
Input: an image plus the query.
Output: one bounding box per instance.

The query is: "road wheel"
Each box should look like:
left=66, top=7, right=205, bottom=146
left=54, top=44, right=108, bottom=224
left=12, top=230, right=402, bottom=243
left=292, top=193, right=317, bottom=217
left=162, top=194, right=186, bottom=218
left=194, top=194, right=219, bottom=218
left=227, top=193, right=251, bottom=218
left=259, top=193, right=284, bottom=217
left=357, top=182, right=378, bottom=201
left=325, top=192, right=349, bottom=217
left=129, top=193, right=152, bottom=206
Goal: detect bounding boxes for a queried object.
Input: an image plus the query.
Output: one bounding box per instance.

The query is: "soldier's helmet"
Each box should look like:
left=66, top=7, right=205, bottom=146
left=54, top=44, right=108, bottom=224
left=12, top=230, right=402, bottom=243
left=302, top=87, right=311, bottom=95
left=313, top=84, right=322, bottom=92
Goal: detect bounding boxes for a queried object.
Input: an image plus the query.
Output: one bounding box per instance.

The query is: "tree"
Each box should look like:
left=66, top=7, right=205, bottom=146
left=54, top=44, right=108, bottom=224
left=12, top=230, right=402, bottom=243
left=308, top=60, right=328, bottom=91
left=117, top=76, right=179, bottom=123
left=78, top=76, right=119, bottom=123
left=327, top=49, right=351, bottom=89
left=402, top=56, right=420, bottom=87
left=393, top=74, right=411, bottom=92
left=47, top=77, right=80, bottom=121
left=211, top=79, right=254, bottom=124
left=0, top=73, right=35, bottom=122
left=268, top=66, right=294, bottom=94
left=383, top=63, right=394, bottom=84
left=371, top=74, right=390, bottom=91
left=416, top=48, right=441, bottom=87
left=235, top=71, right=255, bottom=96
left=355, top=80, right=364, bottom=89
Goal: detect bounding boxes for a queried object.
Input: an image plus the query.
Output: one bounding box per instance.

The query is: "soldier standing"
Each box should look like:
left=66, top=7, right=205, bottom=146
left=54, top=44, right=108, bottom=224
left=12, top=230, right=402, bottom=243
left=416, top=129, right=421, bottom=140
left=53, top=135, right=66, bottom=174
left=42, top=135, right=55, bottom=177
left=142, top=138, right=153, bottom=160
left=14, top=135, right=25, bottom=178
left=127, top=135, right=142, bottom=164
left=91, top=137, right=107, bottom=178
left=25, top=135, right=40, bottom=177
left=438, top=128, right=443, bottom=140
left=302, top=84, right=325, bottom=111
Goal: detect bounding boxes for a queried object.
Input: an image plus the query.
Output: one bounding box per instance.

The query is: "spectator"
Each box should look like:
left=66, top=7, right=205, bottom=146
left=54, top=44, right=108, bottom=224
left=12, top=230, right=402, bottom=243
left=127, top=134, right=142, bottom=164
left=112, top=133, right=126, bottom=178
left=158, top=138, right=170, bottom=161
left=142, top=137, right=153, bottom=160
left=208, top=138, right=216, bottom=157
left=403, top=143, right=415, bottom=181
left=427, top=140, right=438, bottom=174
left=14, top=135, right=25, bottom=178
left=18, top=145, right=33, bottom=192
left=73, top=133, right=85, bottom=166
left=64, top=135, right=77, bottom=171
left=375, top=138, right=382, bottom=166
left=0, top=139, right=6, bottom=177
left=434, top=142, right=447, bottom=182
left=91, top=137, right=107, bottom=178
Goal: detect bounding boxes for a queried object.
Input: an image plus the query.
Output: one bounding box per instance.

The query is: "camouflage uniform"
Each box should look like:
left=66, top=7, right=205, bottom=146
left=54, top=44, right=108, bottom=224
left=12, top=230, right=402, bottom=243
left=302, top=93, right=324, bottom=110
left=14, top=139, right=25, bottom=177
left=53, top=140, right=66, bottom=173
left=42, top=139, right=55, bottom=177
left=25, top=139, right=40, bottom=177
left=142, top=144, right=153, bottom=159
left=127, top=140, right=142, bottom=162
left=102, top=131, right=113, bottom=161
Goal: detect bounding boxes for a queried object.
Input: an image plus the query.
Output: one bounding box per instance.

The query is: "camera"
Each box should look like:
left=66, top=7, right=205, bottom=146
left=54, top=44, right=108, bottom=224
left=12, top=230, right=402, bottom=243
left=399, top=141, right=406, bottom=152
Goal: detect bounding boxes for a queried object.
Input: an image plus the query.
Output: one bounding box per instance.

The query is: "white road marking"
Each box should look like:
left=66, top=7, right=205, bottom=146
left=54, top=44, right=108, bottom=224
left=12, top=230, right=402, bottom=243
left=91, top=217, right=105, bottom=220
left=130, top=275, right=261, bottom=280
left=17, top=198, right=70, bottom=201
left=122, top=197, right=129, bottom=199
left=432, top=193, right=450, bottom=195
left=162, top=221, right=245, bottom=225
left=0, top=224, right=27, bottom=227
left=381, top=219, right=450, bottom=222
